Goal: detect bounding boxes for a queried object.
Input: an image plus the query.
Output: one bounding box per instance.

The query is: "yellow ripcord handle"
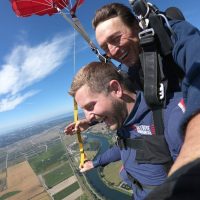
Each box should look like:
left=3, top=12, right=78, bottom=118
left=73, top=98, right=87, bottom=168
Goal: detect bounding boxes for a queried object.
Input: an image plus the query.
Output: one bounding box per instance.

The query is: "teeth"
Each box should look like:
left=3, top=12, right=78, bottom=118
left=119, top=51, right=128, bottom=60
left=95, top=117, right=105, bottom=123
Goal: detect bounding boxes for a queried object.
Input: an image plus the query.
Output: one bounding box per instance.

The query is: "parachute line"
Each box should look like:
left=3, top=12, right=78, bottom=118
left=73, top=27, right=76, bottom=74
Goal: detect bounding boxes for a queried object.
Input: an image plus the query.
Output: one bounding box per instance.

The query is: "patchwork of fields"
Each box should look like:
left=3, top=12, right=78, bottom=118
left=0, top=120, right=130, bottom=200
left=0, top=161, right=49, bottom=200
left=0, top=123, right=85, bottom=200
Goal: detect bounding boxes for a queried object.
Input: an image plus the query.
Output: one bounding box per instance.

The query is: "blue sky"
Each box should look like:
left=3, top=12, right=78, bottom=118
left=0, top=0, right=200, bottom=134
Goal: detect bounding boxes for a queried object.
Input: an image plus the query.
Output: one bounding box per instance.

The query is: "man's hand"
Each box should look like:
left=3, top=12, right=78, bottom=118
left=64, top=119, right=90, bottom=135
left=79, top=160, right=94, bottom=172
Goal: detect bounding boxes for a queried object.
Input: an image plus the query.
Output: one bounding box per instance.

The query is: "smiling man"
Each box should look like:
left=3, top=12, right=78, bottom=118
left=65, top=61, right=184, bottom=200
left=93, top=4, right=141, bottom=68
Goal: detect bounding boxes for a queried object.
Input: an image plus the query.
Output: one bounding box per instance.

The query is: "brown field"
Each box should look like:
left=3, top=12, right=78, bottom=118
left=0, top=171, right=6, bottom=179
left=0, top=161, right=50, bottom=200
left=0, top=171, right=6, bottom=192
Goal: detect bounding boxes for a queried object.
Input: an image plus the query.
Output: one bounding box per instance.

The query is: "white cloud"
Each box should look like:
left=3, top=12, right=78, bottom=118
left=0, top=91, right=38, bottom=112
left=0, top=32, right=74, bottom=112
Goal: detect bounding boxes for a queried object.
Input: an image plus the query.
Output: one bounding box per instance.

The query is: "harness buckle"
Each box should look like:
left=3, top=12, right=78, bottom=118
left=139, top=28, right=155, bottom=39
left=117, top=137, right=127, bottom=150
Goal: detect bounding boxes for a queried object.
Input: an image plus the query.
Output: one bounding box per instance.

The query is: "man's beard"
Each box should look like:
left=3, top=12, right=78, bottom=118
left=107, top=99, right=127, bottom=131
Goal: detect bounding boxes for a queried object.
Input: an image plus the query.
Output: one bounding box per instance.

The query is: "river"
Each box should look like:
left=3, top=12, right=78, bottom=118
left=85, top=134, right=131, bottom=200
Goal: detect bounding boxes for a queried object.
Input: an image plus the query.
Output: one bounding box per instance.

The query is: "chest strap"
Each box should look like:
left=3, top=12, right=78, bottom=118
left=117, top=135, right=173, bottom=166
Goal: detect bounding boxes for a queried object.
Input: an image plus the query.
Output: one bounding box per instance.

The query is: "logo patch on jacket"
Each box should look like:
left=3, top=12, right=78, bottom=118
left=131, top=125, right=155, bottom=135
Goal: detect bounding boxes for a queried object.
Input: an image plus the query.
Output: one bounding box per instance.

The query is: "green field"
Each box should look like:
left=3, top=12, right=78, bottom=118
left=53, top=182, right=80, bottom=200
left=75, top=194, right=89, bottom=200
left=0, top=191, right=21, bottom=200
left=102, top=160, right=122, bottom=186
left=28, top=142, right=67, bottom=174
left=43, top=162, right=73, bottom=188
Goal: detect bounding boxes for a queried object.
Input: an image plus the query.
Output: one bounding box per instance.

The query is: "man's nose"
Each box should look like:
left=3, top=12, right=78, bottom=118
left=107, top=43, right=119, bottom=57
left=84, top=111, right=95, bottom=121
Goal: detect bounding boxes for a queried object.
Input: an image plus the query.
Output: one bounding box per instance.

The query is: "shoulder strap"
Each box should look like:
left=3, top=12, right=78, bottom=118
left=165, top=7, right=185, bottom=21
left=129, top=1, right=185, bottom=135
left=139, top=22, right=166, bottom=135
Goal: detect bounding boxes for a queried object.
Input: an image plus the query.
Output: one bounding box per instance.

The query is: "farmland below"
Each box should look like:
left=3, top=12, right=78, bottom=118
left=0, top=114, right=131, bottom=200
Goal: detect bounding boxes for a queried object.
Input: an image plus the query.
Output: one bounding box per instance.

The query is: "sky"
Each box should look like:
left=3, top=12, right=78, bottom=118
left=0, top=0, right=200, bottom=134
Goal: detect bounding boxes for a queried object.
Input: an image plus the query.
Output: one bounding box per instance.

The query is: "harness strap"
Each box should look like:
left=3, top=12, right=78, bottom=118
left=127, top=172, right=158, bottom=191
left=152, top=108, right=164, bottom=136
left=130, top=1, right=186, bottom=137
left=117, top=136, right=173, bottom=165
left=139, top=28, right=166, bottom=135
left=148, top=13, right=173, bottom=56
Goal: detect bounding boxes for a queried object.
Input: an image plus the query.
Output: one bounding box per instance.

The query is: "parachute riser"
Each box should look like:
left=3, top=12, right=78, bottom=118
left=56, top=7, right=108, bottom=63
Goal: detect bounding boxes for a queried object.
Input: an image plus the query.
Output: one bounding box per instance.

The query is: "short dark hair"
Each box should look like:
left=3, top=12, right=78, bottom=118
left=92, top=3, right=137, bottom=30
left=69, top=62, right=136, bottom=97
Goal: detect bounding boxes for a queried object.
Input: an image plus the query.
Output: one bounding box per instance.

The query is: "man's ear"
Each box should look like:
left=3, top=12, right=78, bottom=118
left=109, top=80, right=123, bottom=97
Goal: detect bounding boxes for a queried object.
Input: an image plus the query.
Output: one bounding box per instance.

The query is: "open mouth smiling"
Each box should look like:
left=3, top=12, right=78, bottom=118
left=119, top=51, right=128, bottom=60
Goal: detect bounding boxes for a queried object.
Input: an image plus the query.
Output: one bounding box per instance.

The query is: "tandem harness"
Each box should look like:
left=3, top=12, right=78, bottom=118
left=129, top=0, right=185, bottom=135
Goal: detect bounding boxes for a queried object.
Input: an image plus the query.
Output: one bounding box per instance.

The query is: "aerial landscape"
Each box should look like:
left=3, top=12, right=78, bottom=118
left=0, top=114, right=131, bottom=200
